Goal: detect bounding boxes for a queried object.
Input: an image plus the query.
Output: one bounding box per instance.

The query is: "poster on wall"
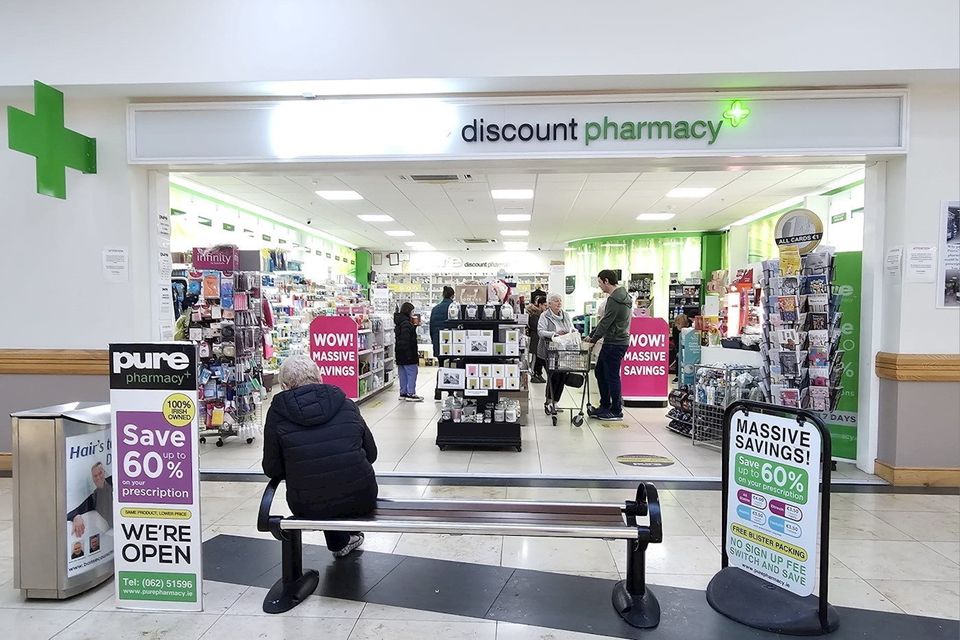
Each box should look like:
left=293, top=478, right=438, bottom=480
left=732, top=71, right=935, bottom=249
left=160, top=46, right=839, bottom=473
left=824, top=252, right=861, bottom=461
left=565, top=275, right=576, bottom=295
left=937, top=200, right=960, bottom=308
left=621, top=316, right=670, bottom=404
left=109, top=343, right=203, bottom=611
left=725, top=407, right=822, bottom=597
left=309, top=316, right=360, bottom=399
left=65, top=428, right=114, bottom=579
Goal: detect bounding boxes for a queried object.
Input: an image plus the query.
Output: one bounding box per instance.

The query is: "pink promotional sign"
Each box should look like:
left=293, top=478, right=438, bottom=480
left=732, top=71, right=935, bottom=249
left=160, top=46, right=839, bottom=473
left=309, top=316, right=359, bottom=399
left=192, top=246, right=239, bottom=271
left=621, top=316, right=670, bottom=400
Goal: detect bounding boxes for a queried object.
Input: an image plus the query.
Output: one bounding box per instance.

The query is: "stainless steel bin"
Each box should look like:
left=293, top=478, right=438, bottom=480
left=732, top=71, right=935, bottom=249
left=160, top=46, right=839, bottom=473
left=11, top=402, right=114, bottom=599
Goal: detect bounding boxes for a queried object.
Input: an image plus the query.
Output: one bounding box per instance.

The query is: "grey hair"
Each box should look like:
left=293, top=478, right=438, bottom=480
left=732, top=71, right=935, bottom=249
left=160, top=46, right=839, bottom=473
left=547, top=293, right=563, bottom=304
left=279, top=355, right=322, bottom=389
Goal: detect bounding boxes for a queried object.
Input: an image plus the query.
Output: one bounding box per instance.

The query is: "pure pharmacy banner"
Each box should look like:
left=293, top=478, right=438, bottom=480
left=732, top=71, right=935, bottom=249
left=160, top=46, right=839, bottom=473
left=823, top=252, right=861, bottom=460
left=109, top=343, right=203, bottom=611
left=726, top=407, right=822, bottom=597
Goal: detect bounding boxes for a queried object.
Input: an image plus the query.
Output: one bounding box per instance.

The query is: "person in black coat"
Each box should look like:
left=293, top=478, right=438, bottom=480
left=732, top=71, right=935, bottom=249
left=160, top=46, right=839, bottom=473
left=262, top=355, right=378, bottom=557
left=394, top=302, right=423, bottom=401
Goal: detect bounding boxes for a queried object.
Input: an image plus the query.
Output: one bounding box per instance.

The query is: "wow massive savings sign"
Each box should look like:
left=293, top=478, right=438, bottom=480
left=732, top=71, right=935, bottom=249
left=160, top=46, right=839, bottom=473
left=309, top=316, right=360, bottom=399
left=620, top=317, right=670, bottom=401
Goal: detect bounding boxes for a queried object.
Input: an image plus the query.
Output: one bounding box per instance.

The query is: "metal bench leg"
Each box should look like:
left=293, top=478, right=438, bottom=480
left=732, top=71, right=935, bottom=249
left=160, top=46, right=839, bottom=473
left=612, top=539, right=660, bottom=628
left=262, top=530, right=319, bottom=614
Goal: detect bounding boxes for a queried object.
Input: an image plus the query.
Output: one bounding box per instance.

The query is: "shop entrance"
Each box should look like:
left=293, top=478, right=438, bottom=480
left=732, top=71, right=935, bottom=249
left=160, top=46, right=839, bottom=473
left=163, top=159, right=874, bottom=484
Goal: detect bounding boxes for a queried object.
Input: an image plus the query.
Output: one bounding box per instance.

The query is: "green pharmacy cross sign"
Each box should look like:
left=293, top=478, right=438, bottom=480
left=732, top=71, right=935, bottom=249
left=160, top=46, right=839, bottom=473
left=7, top=81, right=97, bottom=199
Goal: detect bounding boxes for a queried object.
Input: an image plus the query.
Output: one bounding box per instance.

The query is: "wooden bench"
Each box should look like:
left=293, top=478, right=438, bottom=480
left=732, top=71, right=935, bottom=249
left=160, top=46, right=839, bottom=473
left=257, top=479, right=664, bottom=628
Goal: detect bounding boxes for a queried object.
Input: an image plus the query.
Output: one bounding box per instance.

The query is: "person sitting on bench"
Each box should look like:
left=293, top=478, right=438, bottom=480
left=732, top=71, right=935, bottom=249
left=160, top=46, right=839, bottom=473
left=262, top=355, right=379, bottom=558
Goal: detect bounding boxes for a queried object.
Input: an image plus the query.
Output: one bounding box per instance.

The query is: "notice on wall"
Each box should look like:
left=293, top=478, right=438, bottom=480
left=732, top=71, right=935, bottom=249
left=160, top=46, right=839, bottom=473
left=65, top=428, right=114, bottom=579
left=109, top=343, right=202, bottom=611
left=726, top=408, right=822, bottom=596
left=620, top=317, right=670, bottom=400
left=937, top=201, right=960, bottom=308
left=309, top=316, right=360, bottom=399
left=884, top=246, right=903, bottom=280
left=103, top=247, right=129, bottom=283
left=906, top=244, right=937, bottom=283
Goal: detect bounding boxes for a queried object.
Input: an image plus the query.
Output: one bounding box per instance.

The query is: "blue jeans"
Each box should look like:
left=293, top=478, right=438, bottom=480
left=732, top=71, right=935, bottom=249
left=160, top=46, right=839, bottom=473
left=398, top=364, right=418, bottom=396
left=595, top=343, right=628, bottom=414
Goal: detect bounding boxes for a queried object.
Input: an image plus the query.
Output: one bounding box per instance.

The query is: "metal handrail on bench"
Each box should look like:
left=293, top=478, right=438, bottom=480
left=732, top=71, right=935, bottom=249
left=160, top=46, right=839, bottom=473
left=255, top=477, right=663, bottom=628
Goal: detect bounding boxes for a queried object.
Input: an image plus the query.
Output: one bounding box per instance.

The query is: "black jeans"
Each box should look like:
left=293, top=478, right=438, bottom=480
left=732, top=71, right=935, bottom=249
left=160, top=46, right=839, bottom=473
left=547, top=370, right=566, bottom=404
left=595, top=343, right=628, bottom=414
left=533, top=356, right=545, bottom=377
left=324, top=530, right=359, bottom=551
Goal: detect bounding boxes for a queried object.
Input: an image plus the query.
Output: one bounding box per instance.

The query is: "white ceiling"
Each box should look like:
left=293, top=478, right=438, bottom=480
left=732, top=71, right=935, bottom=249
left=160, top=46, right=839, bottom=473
left=179, top=165, right=862, bottom=250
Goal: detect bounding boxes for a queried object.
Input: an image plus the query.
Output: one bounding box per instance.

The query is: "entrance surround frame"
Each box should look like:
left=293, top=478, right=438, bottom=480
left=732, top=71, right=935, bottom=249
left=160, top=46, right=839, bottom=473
left=129, top=88, right=907, bottom=477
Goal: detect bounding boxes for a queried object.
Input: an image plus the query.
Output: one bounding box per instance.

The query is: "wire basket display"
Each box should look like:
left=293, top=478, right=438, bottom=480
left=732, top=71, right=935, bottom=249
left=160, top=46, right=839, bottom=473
left=692, top=363, right=764, bottom=451
left=546, top=349, right=591, bottom=372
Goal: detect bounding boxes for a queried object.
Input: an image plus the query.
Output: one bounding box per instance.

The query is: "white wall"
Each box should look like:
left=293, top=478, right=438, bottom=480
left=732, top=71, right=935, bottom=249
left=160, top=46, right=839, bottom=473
left=0, top=1, right=956, bottom=89
left=879, top=83, right=960, bottom=354
left=0, top=96, right=153, bottom=348
left=376, top=250, right=562, bottom=277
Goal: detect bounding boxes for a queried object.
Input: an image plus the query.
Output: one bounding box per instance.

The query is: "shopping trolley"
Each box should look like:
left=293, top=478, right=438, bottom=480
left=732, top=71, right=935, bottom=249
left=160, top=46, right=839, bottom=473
left=544, top=347, right=593, bottom=427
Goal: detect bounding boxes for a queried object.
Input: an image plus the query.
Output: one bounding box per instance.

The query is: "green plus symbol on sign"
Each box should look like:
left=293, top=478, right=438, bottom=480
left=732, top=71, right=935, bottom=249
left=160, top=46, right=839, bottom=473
left=7, top=81, right=97, bottom=199
left=723, top=100, right=751, bottom=127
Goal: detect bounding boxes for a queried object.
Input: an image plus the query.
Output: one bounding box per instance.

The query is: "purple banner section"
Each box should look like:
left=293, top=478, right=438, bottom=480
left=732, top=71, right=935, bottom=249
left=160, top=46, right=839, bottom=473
left=115, top=411, right=193, bottom=505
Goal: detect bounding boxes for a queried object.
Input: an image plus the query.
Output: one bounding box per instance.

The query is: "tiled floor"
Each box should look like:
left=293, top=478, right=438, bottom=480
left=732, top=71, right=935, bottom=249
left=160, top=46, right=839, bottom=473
left=198, top=367, right=881, bottom=483
left=0, top=477, right=957, bottom=638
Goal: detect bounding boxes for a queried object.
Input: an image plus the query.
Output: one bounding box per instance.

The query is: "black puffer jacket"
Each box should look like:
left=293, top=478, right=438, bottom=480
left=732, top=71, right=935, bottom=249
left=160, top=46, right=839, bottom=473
left=394, top=312, right=419, bottom=365
left=262, top=383, right=378, bottom=518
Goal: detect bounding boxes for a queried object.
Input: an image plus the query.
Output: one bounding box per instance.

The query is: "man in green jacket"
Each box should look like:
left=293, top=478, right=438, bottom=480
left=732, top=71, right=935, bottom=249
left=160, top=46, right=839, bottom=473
left=586, top=269, right=631, bottom=420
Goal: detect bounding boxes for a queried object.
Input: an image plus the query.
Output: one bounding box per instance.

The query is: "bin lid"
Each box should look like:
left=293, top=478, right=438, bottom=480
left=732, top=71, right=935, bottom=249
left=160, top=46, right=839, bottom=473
left=10, top=401, right=106, bottom=419
left=62, top=404, right=111, bottom=426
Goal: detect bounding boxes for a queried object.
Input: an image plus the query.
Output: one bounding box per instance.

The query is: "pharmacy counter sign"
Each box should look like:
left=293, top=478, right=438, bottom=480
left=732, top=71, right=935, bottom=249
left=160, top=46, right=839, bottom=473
left=707, top=401, right=837, bottom=635
left=109, top=343, right=202, bottom=611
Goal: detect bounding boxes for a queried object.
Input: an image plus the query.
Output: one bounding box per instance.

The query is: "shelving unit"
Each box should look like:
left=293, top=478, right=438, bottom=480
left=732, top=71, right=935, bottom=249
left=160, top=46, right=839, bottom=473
left=669, top=280, right=703, bottom=322
left=435, top=317, right=524, bottom=452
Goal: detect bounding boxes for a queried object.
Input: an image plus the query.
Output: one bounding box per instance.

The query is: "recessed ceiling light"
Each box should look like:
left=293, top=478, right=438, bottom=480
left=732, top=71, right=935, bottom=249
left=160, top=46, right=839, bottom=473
left=497, top=213, right=532, bottom=222
left=357, top=214, right=394, bottom=222
left=636, top=213, right=676, bottom=221
left=504, top=241, right=528, bottom=251
left=405, top=241, right=435, bottom=251
left=491, top=189, right=534, bottom=200
left=315, top=190, right=363, bottom=201
left=385, top=230, right=415, bottom=237
left=666, top=187, right=715, bottom=198
left=500, top=230, right=529, bottom=237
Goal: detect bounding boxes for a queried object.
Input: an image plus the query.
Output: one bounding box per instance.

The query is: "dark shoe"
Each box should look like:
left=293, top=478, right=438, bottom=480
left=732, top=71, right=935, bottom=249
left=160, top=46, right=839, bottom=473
left=332, top=533, right=364, bottom=558
left=531, top=375, right=546, bottom=384
left=407, top=395, right=424, bottom=403
left=400, top=394, right=410, bottom=401
left=587, top=405, right=609, bottom=418
left=597, top=411, right=624, bottom=422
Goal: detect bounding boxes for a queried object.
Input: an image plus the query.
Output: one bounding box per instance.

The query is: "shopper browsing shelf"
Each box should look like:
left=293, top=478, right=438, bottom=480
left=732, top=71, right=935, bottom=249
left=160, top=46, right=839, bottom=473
left=527, top=294, right=547, bottom=383
left=537, top=293, right=575, bottom=415
left=430, top=286, right=455, bottom=357
left=585, top=270, right=631, bottom=421
left=262, top=356, right=378, bottom=559
left=395, top=302, right=423, bottom=402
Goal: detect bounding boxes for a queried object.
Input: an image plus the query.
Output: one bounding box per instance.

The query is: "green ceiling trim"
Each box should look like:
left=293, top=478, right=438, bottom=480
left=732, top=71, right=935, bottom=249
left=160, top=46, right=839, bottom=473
left=7, top=81, right=96, bottom=199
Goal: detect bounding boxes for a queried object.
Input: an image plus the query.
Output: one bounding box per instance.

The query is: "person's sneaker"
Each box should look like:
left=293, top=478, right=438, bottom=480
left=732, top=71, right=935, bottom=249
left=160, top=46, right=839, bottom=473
left=597, top=410, right=624, bottom=421
left=587, top=406, right=608, bottom=418
left=332, top=533, right=364, bottom=558
left=400, top=394, right=410, bottom=402
left=407, top=395, right=424, bottom=402
left=531, top=375, right=546, bottom=383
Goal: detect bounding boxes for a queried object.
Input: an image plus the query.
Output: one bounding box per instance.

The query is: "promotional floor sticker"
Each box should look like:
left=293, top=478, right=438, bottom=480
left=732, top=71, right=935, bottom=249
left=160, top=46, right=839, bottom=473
left=725, top=407, right=821, bottom=596
left=109, top=343, right=202, bottom=611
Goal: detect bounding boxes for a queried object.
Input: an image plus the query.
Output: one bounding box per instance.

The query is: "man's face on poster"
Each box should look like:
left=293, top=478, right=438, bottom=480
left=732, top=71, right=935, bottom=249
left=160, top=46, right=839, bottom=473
left=91, top=463, right=106, bottom=489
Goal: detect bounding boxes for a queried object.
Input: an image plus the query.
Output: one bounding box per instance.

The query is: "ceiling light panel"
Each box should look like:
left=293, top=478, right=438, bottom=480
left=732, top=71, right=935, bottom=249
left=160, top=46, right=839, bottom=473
left=316, top=190, right=363, bottom=200
left=357, top=214, right=394, bottom=222
left=636, top=213, right=676, bottom=221
left=385, top=230, right=415, bottom=237
left=497, top=214, right=532, bottom=222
